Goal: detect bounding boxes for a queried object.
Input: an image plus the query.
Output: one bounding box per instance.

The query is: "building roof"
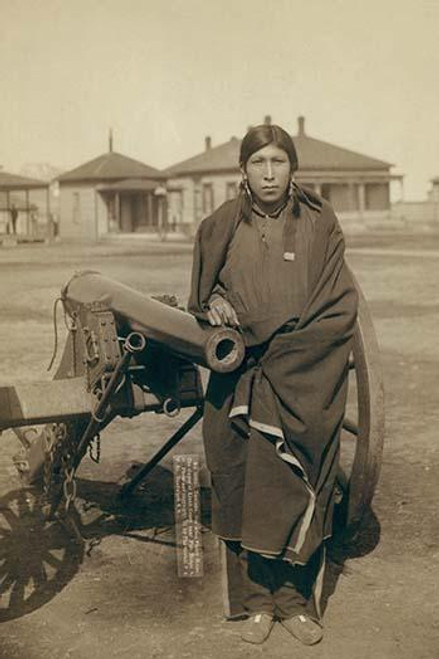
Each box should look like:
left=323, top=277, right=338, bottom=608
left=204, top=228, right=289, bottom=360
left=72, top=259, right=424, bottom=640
left=0, top=170, right=48, bottom=190
left=57, top=151, right=163, bottom=183
left=294, top=133, right=391, bottom=171
left=165, top=117, right=392, bottom=177
left=165, top=137, right=241, bottom=176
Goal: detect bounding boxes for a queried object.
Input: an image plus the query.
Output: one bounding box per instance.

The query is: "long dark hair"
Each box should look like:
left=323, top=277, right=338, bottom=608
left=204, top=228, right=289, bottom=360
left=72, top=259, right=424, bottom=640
left=239, top=124, right=298, bottom=172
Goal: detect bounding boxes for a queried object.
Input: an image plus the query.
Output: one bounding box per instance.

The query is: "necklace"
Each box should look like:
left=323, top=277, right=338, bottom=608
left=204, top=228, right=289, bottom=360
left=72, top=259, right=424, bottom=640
left=252, top=199, right=288, bottom=245
left=252, top=198, right=288, bottom=219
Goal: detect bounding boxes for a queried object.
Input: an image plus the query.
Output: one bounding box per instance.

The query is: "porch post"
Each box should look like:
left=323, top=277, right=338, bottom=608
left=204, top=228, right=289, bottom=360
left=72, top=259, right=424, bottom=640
left=348, top=181, right=357, bottom=212
left=358, top=182, right=366, bottom=219
left=147, top=193, right=154, bottom=229
left=6, top=190, right=10, bottom=234
left=116, top=192, right=121, bottom=232
left=25, top=189, right=30, bottom=235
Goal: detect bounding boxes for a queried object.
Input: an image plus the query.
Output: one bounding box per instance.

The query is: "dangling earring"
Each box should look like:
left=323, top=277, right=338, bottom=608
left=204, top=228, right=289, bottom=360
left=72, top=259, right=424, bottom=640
left=240, top=174, right=253, bottom=221
left=242, top=175, right=252, bottom=200
left=288, top=176, right=295, bottom=199
left=291, top=177, right=300, bottom=217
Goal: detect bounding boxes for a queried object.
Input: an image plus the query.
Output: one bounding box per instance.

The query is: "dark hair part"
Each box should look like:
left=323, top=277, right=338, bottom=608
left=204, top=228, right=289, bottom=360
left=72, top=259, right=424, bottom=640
left=239, top=124, right=298, bottom=172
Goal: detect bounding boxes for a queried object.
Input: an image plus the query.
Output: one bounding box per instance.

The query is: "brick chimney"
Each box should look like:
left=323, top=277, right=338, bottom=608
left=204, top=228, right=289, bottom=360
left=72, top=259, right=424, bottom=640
left=264, top=115, right=272, bottom=126
left=298, top=116, right=305, bottom=136
left=205, top=136, right=212, bottom=151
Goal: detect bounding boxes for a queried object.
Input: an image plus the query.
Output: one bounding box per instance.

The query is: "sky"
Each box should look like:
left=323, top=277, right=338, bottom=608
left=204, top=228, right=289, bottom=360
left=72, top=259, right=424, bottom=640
left=1, top=0, right=438, bottom=200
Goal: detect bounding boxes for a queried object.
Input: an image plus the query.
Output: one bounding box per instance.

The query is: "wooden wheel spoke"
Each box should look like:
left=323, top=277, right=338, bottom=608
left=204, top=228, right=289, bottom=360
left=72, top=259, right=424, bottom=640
left=0, top=507, right=19, bottom=529
left=8, top=577, right=27, bottom=609
left=31, top=563, right=48, bottom=588
left=0, top=572, right=14, bottom=595
left=43, top=551, right=63, bottom=569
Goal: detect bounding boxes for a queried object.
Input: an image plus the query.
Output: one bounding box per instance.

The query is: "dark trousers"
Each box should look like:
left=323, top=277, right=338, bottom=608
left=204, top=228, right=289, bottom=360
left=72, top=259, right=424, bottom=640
left=226, top=540, right=321, bottom=620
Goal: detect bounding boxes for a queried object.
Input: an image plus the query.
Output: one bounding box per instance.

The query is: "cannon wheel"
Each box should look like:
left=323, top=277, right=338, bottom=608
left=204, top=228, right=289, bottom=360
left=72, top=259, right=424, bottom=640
left=0, top=488, right=84, bottom=621
left=339, top=276, right=385, bottom=534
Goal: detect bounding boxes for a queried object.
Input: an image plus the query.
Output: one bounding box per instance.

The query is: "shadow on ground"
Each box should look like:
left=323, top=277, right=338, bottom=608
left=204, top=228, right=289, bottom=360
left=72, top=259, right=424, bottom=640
left=0, top=459, right=381, bottom=625
left=0, top=464, right=212, bottom=623
left=322, top=504, right=381, bottom=614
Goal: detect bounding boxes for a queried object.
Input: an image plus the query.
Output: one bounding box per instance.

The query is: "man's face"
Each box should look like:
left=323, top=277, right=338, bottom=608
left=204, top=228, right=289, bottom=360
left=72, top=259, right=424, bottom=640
left=243, top=144, right=291, bottom=208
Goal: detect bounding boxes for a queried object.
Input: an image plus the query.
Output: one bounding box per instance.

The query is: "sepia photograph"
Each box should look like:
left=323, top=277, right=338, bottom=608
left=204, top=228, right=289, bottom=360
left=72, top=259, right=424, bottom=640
left=0, top=1, right=438, bottom=657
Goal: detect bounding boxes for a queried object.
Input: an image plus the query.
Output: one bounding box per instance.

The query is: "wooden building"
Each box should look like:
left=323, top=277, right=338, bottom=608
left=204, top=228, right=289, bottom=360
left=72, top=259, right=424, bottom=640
left=57, top=143, right=165, bottom=240
left=165, top=116, right=403, bottom=233
left=0, top=170, right=49, bottom=239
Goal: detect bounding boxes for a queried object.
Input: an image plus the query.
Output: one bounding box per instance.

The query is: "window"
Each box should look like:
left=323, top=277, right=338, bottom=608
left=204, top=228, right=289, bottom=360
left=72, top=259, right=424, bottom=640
left=365, top=183, right=389, bottom=211
left=327, top=184, right=351, bottom=212
left=106, top=193, right=116, bottom=222
left=72, top=192, right=80, bottom=224
left=320, top=184, right=357, bottom=212
left=202, top=183, right=214, bottom=215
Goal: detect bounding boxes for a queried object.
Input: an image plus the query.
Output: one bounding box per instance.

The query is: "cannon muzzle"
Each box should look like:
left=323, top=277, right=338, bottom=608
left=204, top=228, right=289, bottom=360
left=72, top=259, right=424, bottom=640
left=62, top=271, right=245, bottom=374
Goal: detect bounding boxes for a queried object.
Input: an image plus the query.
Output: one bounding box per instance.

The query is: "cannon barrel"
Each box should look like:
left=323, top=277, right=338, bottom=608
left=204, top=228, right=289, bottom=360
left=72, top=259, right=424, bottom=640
left=62, top=271, right=245, bottom=373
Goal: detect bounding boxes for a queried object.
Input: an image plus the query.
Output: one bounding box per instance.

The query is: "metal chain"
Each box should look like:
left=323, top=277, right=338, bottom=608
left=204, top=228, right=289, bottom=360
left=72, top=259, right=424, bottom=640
left=42, top=422, right=77, bottom=514
left=43, top=423, right=67, bottom=500
left=62, top=462, right=77, bottom=514
left=43, top=425, right=56, bottom=499
left=60, top=425, right=102, bottom=515
left=40, top=419, right=103, bottom=554
left=61, top=420, right=80, bottom=515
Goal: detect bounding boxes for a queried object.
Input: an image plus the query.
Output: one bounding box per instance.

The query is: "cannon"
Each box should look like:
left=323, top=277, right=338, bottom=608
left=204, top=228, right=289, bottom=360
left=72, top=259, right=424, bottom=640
left=0, top=269, right=384, bottom=529
left=0, top=269, right=384, bottom=621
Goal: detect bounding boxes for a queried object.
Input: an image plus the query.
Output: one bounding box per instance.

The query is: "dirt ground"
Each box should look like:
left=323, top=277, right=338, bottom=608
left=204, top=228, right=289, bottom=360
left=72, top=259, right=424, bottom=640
left=0, top=232, right=438, bottom=659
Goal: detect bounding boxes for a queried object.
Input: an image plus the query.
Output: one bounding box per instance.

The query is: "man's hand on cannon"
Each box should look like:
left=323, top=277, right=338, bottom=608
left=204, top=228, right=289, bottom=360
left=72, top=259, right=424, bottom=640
left=207, top=294, right=240, bottom=328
